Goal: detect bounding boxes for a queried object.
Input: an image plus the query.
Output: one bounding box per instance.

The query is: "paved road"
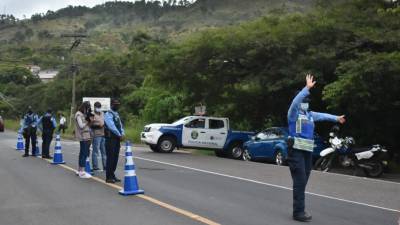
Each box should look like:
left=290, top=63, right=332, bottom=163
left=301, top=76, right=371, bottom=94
left=1, top=131, right=399, bottom=225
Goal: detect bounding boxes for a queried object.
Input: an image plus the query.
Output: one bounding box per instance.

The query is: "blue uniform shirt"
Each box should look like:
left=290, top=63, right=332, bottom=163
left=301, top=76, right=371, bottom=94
left=288, top=87, right=338, bottom=124
left=21, top=113, right=39, bottom=130
left=104, top=110, right=125, bottom=137
left=288, top=87, right=338, bottom=151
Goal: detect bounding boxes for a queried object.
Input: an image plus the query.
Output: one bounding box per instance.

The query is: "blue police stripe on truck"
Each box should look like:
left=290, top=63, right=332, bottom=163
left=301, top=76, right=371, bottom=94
left=158, top=125, right=183, bottom=146
left=223, top=130, right=255, bottom=151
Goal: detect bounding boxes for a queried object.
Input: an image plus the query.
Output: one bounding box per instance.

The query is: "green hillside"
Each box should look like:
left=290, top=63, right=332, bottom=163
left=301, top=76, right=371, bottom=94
left=1, top=0, right=399, bottom=163
left=0, top=0, right=313, bottom=68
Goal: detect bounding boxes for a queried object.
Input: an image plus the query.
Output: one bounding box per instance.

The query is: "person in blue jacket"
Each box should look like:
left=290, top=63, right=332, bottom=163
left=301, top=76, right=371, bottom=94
left=104, top=99, right=125, bottom=183
left=37, top=109, right=57, bottom=159
left=21, top=106, right=39, bottom=157
left=287, top=74, right=346, bottom=222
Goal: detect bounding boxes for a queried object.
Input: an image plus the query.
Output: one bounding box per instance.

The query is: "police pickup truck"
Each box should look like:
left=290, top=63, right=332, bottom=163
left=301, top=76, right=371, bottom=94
left=140, top=116, right=254, bottom=159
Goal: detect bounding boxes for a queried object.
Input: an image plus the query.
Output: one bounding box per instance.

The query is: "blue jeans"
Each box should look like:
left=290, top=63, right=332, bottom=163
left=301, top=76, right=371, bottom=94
left=92, top=136, right=106, bottom=169
left=287, top=149, right=313, bottom=216
left=79, top=141, right=90, bottom=168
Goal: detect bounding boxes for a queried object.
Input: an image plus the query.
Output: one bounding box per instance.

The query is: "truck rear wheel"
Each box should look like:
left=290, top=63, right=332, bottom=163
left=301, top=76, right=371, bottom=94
left=229, top=142, right=244, bottom=160
left=214, top=149, right=227, bottom=158
left=157, top=136, right=176, bottom=153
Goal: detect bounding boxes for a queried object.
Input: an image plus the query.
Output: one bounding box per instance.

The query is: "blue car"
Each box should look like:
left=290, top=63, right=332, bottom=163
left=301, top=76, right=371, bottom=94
left=242, top=127, right=326, bottom=165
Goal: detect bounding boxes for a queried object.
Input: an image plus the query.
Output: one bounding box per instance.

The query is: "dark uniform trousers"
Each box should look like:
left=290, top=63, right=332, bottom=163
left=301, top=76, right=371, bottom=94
left=41, top=131, right=53, bottom=157
left=287, top=149, right=313, bottom=216
left=105, top=136, right=121, bottom=180
left=25, top=132, right=37, bottom=155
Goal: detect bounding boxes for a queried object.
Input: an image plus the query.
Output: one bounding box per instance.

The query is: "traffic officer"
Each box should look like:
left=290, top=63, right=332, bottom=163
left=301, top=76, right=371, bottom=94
left=21, top=106, right=39, bottom=157
left=104, top=99, right=125, bottom=183
left=287, top=74, right=346, bottom=222
left=38, top=109, right=57, bottom=159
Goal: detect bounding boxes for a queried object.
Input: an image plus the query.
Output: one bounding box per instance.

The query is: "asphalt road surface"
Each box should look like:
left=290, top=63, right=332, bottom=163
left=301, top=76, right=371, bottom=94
left=1, top=130, right=399, bottom=225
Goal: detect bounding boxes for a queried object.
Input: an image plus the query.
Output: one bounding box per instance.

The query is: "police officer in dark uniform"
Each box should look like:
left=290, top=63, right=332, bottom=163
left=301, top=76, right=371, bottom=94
left=104, top=99, right=125, bottom=183
left=21, top=106, right=39, bottom=157
left=38, top=109, right=57, bottom=159
left=287, top=74, right=346, bottom=222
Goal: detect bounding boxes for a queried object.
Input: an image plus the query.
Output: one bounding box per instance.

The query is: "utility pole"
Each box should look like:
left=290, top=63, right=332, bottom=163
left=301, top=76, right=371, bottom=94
left=61, top=33, right=87, bottom=128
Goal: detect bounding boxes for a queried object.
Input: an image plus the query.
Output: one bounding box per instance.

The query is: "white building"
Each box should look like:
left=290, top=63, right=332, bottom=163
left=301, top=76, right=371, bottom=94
left=38, top=69, right=59, bottom=83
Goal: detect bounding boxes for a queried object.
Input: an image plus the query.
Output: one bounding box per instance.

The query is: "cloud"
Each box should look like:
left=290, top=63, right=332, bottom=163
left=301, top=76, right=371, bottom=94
left=1, top=0, right=137, bottom=19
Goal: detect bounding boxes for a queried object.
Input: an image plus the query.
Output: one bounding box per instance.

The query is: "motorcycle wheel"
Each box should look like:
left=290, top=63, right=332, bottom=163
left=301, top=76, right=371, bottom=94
left=314, top=156, right=332, bottom=172
left=364, top=163, right=384, bottom=178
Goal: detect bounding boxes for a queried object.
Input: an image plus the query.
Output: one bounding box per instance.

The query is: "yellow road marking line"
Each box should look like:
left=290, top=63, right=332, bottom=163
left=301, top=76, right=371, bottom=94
left=42, top=158, right=220, bottom=225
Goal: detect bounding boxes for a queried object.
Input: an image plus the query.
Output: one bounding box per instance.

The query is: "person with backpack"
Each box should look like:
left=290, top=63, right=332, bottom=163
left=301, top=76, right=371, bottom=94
left=38, top=109, right=57, bottom=159
left=90, top=102, right=107, bottom=172
left=104, top=99, right=125, bottom=183
left=21, top=106, right=39, bottom=157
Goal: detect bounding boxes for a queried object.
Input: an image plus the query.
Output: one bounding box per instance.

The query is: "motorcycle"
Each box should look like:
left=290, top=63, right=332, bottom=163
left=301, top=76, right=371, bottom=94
left=314, top=128, right=388, bottom=178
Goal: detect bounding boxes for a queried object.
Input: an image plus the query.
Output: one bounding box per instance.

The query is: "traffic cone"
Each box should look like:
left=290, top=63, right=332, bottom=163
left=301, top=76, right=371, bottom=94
left=16, top=132, right=24, bottom=151
left=85, top=157, right=93, bottom=175
left=33, top=139, right=41, bottom=157
left=52, top=134, right=65, bottom=164
left=119, top=141, right=144, bottom=196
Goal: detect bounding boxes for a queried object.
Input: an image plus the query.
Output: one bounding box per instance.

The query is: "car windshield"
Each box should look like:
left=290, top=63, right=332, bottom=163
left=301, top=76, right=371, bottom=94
left=255, top=129, right=282, bottom=140
left=256, top=132, right=269, bottom=140
left=172, top=116, right=192, bottom=125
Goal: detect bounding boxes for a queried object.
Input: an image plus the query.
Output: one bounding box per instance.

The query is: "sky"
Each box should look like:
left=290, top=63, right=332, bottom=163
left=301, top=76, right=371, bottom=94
left=0, top=0, right=138, bottom=19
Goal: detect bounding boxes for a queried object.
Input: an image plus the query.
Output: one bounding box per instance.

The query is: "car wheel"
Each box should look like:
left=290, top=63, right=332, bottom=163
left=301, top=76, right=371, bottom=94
left=242, top=149, right=252, bottom=161
left=157, top=136, right=176, bottom=153
left=274, top=150, right=285, bottom=166
left=229, top=142, right=244, bottom=160
left=149, top=144, right=159, bottom=152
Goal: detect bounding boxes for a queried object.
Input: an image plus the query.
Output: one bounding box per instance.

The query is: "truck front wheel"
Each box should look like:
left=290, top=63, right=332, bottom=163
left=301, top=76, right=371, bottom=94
left=229, top=142, right=244, bottom=160
left=149, top=145, right=159, bottom=152
left=157, top=136, right=176, bottom=153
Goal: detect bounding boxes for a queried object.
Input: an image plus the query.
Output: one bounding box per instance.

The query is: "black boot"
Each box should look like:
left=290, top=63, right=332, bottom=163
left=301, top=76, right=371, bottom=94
left=293, top=212, right=312, bottom=222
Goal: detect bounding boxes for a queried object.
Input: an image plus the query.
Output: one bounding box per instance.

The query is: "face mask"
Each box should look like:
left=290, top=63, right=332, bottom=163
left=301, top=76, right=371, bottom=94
left=300, top=103, right=309, bottom=112
left=95, top=107, right=101, bottom=113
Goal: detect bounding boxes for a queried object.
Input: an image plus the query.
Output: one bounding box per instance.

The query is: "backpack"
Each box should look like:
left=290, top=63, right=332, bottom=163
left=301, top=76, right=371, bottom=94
left=42, top=115, right=54, bottom=132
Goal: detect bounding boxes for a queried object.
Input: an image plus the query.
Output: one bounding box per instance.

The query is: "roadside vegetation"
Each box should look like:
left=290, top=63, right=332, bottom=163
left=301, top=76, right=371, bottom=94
left=0, top=0, right=399, bottom=165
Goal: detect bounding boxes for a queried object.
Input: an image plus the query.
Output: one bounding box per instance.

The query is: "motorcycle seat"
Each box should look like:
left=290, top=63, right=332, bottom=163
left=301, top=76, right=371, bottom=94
left=351, top=147, right=372, bottom=153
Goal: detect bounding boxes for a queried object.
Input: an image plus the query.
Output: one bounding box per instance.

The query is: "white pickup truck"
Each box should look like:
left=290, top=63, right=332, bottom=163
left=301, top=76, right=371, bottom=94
left=140, top=116, right=255, bottom=159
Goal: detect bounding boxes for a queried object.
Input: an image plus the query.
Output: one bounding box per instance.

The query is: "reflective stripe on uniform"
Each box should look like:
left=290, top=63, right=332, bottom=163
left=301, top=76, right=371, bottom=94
left=293, top=137, right=314, bottom=152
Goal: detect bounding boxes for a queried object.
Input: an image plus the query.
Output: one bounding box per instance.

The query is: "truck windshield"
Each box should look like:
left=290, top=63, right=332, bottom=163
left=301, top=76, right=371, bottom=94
left=172, top=116, right=191, bottom=125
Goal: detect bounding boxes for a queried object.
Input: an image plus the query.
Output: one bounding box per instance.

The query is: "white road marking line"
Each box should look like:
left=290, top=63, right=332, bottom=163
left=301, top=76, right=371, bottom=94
left=6, top=140, right=400, bottom=213
left=133, top=156, right=400, bottom=213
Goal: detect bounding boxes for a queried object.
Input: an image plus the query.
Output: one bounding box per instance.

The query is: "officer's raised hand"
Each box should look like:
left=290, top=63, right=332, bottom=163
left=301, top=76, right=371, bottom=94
left=337, top=115, right=346, bottom=124
left=306, top=74, right=316, bottom=89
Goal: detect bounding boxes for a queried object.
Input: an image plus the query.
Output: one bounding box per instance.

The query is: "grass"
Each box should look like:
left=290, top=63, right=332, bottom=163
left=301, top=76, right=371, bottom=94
left=189, top=148, right=216, bottom=156
left=124, top=116, right=147, bottom=144
left=4, top=119, right=21, bottom=131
